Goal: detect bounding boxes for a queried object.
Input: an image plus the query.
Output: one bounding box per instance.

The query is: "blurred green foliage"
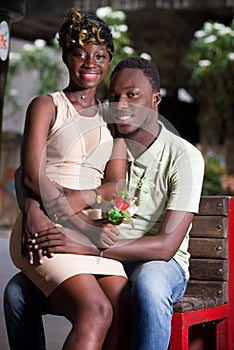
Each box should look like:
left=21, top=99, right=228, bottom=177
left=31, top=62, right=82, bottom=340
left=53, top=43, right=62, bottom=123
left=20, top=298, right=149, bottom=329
left=184, top=19, right=234, bottom=114
left=202, top=151, right=226, bottom=195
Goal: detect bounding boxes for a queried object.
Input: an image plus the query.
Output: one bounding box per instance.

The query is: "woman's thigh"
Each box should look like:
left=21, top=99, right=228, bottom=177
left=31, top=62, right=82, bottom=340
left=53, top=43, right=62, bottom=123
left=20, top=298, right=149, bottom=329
left=48, top=274, right=113, bottom=323
left=97, top=275, right=130, bottom=312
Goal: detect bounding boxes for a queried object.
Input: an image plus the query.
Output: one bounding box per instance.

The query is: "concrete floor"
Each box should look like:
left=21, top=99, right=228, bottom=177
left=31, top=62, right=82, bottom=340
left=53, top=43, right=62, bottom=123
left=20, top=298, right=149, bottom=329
left=0, top=231, right=71, bottom=350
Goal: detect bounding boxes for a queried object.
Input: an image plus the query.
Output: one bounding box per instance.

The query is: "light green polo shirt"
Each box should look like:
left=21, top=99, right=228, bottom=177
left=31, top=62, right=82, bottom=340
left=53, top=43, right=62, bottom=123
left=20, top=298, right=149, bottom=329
left=118, top=121, right=204, bottom=279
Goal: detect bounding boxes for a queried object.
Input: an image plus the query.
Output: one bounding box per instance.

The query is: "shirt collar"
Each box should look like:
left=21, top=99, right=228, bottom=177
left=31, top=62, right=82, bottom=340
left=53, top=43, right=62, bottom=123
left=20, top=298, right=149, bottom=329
left=127, top=121, right=167, bottom=168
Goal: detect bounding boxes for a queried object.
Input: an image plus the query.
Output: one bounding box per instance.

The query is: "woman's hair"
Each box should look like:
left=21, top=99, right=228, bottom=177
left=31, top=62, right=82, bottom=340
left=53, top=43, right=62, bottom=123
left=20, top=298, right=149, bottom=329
left=111, top=57, right=160, bottom=92
left=58, top=8, right=114, bottom=62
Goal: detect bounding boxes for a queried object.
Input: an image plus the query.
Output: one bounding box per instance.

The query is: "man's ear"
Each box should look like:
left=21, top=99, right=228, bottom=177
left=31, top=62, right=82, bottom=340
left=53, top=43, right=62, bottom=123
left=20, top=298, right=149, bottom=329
left=152, top=92, right=161, bottom=108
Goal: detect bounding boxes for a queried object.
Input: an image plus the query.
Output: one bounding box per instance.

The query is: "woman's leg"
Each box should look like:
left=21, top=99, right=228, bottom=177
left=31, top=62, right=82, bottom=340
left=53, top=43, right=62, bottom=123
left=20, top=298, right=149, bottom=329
left=48, top=274, right=113, bottom=350
left=98, top=275, right=131, bottom=350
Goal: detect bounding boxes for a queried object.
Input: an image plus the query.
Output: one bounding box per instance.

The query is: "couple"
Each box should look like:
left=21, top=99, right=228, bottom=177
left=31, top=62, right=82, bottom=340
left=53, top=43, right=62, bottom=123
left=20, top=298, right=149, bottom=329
left=4, top=8, right=204, bottom=350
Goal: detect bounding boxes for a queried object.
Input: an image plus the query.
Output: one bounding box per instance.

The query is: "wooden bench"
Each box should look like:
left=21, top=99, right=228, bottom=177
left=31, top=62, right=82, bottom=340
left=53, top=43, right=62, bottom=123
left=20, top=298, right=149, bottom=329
left=170, top=196, right=234, bottom=350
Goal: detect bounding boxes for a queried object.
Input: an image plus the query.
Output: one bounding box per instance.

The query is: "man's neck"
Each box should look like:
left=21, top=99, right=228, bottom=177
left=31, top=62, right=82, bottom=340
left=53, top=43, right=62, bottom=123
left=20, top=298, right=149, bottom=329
left=125, top=122, right=160, bottom=159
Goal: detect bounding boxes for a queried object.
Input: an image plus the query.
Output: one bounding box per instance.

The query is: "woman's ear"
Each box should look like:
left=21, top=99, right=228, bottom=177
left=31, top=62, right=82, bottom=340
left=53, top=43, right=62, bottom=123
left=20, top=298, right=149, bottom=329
left=152, top=92, right=161, bottom=108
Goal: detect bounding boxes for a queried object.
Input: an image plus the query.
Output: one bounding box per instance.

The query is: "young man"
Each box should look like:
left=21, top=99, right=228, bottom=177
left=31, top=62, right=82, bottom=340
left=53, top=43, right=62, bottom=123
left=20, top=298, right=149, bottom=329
left=4, top=57, right=204, bottom=350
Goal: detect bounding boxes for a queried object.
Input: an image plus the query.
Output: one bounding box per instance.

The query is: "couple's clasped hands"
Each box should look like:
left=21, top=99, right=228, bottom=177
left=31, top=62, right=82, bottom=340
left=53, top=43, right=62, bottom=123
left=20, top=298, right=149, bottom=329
left=23, top=196, right=119, bottom=265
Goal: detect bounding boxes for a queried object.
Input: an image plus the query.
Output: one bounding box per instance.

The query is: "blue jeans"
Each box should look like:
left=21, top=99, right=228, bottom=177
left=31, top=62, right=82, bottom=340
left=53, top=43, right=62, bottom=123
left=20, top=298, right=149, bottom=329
left=3, top=272, right=56, bottom=350
left=123, top=259, right=187, bottom=350
left=4, top=259, right=186, bottom=350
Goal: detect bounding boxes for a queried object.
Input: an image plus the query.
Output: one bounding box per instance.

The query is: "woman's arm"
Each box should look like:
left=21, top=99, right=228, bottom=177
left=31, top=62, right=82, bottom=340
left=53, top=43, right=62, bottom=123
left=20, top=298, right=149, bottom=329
left=18, top=100, right=127, bottom=257
left=45, top=136, right=127, bottom=221
left=21, top=95, right=61, bottom=202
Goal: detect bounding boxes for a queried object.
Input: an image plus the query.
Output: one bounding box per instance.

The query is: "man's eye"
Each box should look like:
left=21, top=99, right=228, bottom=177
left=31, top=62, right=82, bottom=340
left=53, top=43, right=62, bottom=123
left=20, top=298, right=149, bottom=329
left=127, top=92, right=138, bottom=98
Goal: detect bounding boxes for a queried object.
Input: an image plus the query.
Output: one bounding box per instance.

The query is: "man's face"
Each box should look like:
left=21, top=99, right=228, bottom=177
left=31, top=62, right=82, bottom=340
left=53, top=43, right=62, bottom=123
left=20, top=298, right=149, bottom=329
left=109, top=68, right=161, bottom=136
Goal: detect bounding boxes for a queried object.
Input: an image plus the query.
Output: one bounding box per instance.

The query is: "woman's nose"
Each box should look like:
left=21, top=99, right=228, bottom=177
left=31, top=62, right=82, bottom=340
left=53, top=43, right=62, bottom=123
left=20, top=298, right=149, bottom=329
left=84, top=56, right=96, bottom=68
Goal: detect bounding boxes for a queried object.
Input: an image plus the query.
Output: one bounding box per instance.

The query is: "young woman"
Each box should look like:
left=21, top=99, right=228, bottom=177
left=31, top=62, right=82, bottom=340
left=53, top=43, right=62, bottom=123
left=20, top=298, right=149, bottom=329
left=10, top=9, right=130, bottom=350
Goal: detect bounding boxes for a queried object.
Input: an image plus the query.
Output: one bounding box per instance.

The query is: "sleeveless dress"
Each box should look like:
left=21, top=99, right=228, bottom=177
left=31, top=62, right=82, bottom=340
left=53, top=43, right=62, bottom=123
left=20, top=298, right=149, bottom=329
left=10, top=91, right=126, bottom=297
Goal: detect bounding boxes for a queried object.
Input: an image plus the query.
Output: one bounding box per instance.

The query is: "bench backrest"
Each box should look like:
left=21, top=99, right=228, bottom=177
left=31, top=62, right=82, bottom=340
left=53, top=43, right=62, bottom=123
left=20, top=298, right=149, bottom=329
left=180, top=196, right=234, bottom=311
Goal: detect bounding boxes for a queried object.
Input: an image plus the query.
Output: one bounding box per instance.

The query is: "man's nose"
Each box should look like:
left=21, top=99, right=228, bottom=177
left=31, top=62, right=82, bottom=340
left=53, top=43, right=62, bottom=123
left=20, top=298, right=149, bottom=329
left=116, top=97, right=128, bottom=109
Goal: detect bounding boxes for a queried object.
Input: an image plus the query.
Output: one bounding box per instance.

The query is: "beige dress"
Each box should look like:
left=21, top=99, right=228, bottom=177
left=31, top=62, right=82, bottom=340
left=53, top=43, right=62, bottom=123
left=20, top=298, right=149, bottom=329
left=10, top=91, right=126, bottom=297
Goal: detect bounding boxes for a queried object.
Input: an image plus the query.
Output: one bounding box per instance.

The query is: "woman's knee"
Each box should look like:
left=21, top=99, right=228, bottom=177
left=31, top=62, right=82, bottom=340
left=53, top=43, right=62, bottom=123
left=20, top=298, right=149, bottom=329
left=86, top=296, right=113, bottom=327
left=49, top=275, right=114, bottom=329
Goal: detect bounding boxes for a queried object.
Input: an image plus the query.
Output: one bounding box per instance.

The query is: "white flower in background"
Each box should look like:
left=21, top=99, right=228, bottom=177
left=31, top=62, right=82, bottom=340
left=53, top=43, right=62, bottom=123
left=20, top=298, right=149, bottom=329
left=9, top=88, right=19, bottom=97
left=218, top=27, right=233, bottom=36
left=123, top=46, right=134, bottom=54
left=9, top=52, right=21, bottom=62
left=204, top=35, right=217, bottom=43
left=96, top=6, right=112, bottom=18
left=140, top=52, right=152, bottom=60
left=117, top=24, right=128, bottom=32
left=194, top=30, right=206, bottom=39
left=23, top=44, right=35, bottom=51
left=227, top=52, right=234, bottom=60
left=111, top=28, right=121, bottom=39
left=204, top=21, right=213, bottom=32
left=110, top=10, right=126, bottom=20
left=198, top=59, right=211, bottom=67
left=213, top=22, right=225, bottom=31
left=34, top=39, right=46, bottom=48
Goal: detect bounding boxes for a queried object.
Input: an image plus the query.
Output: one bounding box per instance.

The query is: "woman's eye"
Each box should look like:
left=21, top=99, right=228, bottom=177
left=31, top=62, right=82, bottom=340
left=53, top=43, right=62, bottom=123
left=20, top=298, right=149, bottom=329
left=96, top=54, right=107, bottom=60
left=73, top=51, right=86, bottom=59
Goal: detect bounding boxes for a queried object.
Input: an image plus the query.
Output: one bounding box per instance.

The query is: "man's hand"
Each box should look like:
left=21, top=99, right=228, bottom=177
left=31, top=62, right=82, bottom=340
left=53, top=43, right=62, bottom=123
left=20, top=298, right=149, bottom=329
left=86, top=220, right=120, bottom=249
left=32, top=226, right=96, bottom=257
left=22, top=199, right=55, bottom=264
left=65, top=213, right=120, bottom=249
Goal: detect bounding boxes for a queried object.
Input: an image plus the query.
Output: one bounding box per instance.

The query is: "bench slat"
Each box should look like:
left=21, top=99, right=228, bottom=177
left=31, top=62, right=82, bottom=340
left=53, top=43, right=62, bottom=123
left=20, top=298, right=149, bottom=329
left=186, top=280, right=228, bottom=302
left=198, top=196, right=229, bottom=216
left=189, top=237, right=228, bottom=259
left=189, top=259, right=228, bottom=281
left=191, top=216, right=228, bottom=238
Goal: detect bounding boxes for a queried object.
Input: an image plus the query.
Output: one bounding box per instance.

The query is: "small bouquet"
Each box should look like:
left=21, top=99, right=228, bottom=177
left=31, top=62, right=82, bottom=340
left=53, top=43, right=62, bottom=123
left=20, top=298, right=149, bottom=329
left=107, top=190, right=138, bottom=228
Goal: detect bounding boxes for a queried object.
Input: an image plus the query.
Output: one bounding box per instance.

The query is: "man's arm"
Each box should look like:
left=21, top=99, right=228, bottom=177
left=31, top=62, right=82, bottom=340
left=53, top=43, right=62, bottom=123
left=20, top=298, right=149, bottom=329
left=102, top=210, right=194, bottom=261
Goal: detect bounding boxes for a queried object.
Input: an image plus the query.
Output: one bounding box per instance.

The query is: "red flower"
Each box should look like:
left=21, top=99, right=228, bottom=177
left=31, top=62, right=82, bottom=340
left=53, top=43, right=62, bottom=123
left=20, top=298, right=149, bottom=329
left=115, top=197, right=130, bottom=210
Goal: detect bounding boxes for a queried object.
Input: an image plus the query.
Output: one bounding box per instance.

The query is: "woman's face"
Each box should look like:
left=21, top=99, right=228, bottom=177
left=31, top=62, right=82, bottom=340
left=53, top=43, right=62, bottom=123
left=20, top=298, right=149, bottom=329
left=66, top=43, right=110, bottom=89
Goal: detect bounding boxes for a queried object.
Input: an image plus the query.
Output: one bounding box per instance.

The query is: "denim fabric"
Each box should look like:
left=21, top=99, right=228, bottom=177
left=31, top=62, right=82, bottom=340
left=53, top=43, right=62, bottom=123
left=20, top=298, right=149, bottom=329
left=3, top=272, right=54, bottom=350
left=123, top=259, right=187, bottom=350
